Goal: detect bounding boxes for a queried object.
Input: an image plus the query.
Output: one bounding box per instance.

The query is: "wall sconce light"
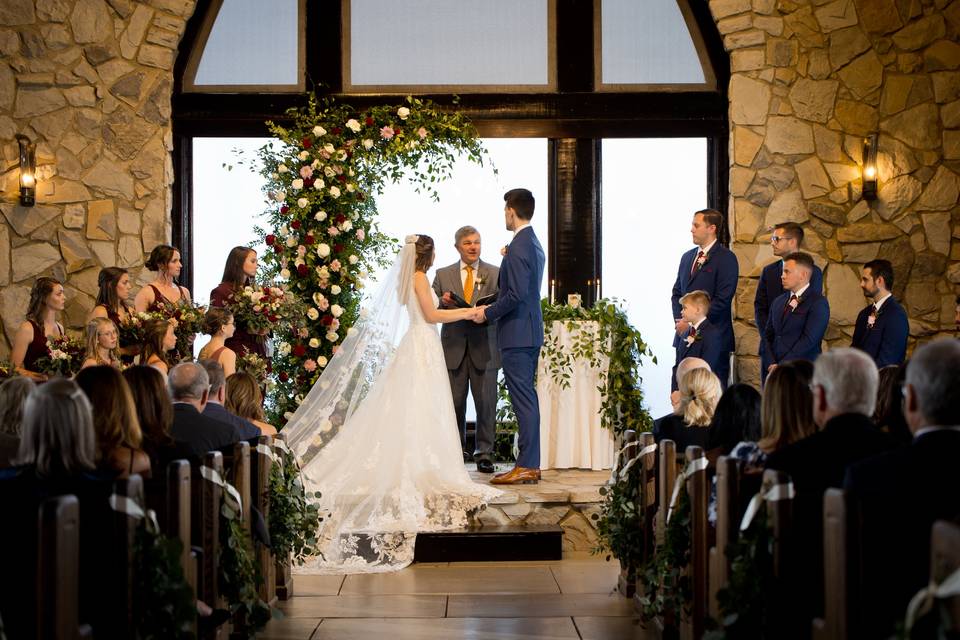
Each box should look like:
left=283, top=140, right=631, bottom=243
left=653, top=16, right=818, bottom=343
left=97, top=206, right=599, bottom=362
left=862, top=133, right=878, bottom=201
left=16, top=134, right=36, bottom=207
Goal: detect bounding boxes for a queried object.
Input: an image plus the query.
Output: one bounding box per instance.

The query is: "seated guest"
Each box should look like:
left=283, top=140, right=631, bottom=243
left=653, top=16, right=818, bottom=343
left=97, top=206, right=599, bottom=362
left=845, top=339, right=960, bottom=638
left=654, top=367, right=721, bottom=451
left=672, top=290, right=723, bottom=391
left=225, top=372, right=278, bottom=436
left=200, top=360, right=260, bottom=440
left=168, top=362, right=239, bottom=457
left=705, top=383, right=761, bottom=461
left=75, top=366, right=151, bottom=479
left=665, top=356, right=711, bottom=417
left=0, top=378, right=114, bottom=638
left=765, top=348, right=895, bottom=626
left=122, top=366, right=192, bottom=471
left=80, top=317, right=122, bottom=370
left=730, top=363, right=816, bottom=471
left=198, top=308, right=238, bottom=378
left=141, top=317, right=178, bottom=376
left=851, top=259, right=908, bottom=367
left=0, top=377, right=35, bottom=468
left=764, top=252, right=829, bottom=374
left=11, top=277, right=66, bottom=381
left=873, top=363, right=912, bottom=445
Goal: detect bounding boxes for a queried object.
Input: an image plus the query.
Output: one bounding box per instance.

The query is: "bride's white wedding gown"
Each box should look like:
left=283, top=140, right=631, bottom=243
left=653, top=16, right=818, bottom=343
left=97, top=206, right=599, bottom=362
left=292, top=279, right=500, bottom=574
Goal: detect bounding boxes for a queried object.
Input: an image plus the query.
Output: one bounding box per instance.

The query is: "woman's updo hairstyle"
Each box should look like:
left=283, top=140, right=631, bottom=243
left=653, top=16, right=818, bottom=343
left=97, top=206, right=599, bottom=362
left=145, top=245, right=178, bottom=272
left=414, top=235, right=435, bottom=272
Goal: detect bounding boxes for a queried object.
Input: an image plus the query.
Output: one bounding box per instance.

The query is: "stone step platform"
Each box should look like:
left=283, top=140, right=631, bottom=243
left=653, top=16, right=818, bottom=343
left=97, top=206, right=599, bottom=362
left=414, top=524, right=563, bottom=562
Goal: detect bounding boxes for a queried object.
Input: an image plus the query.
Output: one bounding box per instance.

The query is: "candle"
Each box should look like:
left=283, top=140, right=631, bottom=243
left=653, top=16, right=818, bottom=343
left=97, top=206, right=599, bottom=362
left=550, top=279, right=556, bottom=304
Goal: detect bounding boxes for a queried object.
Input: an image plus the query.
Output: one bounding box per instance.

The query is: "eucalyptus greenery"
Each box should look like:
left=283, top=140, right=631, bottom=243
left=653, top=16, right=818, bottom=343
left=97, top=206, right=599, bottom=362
left=591, top=452, right=646, bottom=571
left=218, top=485, right=271, bottom=635
left=638, top=487, right=693, bottom=624
left=133, top=524, right=195, bottom=640
left=494, top=376, right=518, bottom=462
left=540, top=298, right=655, bottom=436
left=268, top=444, right=325, bottom=564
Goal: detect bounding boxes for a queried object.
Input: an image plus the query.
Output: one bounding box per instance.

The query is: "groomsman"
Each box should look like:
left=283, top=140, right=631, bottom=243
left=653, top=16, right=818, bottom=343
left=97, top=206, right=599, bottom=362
left=754, top=222, right=823, bottom=383
left=764, top=252, right=830, bottom=370
left=851, top=259, right=908, bottom=367
left=672, top=290, right=723, bottom=390
left=433, top=226, right=501, bottom=473
left=671, top=209, right=738, bottom=387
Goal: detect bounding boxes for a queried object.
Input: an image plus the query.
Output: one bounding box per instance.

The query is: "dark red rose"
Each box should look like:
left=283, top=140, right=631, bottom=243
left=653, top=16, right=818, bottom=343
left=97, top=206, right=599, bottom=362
left=266, top=362, right=273, bottom=374
left=394, top=128, right=401, bottom=136
left=331, top=127, right=342, bottom=135
left=280, top=205, right=289, bottom=214
left=305, top=233, right=315, bottom=244
left=335, top=214, right=346, bottom=224
left=268, top=314, right=278, bottom=322
left=334, top=244, right=344, bottom=253
left=345, top=149, right=353, bottom=159
left=291, top=220, right=301, bottom=230
left=365, top=116, right=374, bottom=126
left=321, top=316, right=333, bottom=326
left=358, top=193, right=365, bottom=201
left=265, top=234, right=276, bottom=245
left=337, top=174, right=346, bottom=184
left=279, top=371, right=289, bottom=382
left=297, top=264, right=309, bottom=276
left=303, top=177, right=314, bottom=188
left=293, top=344, right=306, bottom=357
left=273, top=244, right=283, bottom=253
left=301, top=137, right=312, bottom=149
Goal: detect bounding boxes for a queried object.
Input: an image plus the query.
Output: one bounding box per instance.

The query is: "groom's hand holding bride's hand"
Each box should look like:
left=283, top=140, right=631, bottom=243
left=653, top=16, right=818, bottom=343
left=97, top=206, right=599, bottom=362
left=471, top=305, right=488, bottom=324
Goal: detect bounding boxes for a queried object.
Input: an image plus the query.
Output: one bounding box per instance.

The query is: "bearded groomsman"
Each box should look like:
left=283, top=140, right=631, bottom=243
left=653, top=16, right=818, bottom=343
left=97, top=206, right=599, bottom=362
left=764, top=252, right=830, bottom=370
left=755, top=222, right=823, bottom=383
left=851, top=259, right=908, bottom=367
left=433, top=226, right=501, bottom=473
left=671, top=209, right=738, bottom=388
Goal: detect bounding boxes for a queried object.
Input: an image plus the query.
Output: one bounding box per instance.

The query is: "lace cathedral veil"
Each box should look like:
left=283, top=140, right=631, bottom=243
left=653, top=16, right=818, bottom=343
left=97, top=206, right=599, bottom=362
left=283, top=235, right=418, bottom=464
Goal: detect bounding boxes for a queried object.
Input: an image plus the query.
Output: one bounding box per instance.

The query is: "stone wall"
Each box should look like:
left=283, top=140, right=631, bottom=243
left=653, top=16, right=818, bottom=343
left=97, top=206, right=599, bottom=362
left=712, top=0, right=960, bottom=386
left=0, top=0, right=196, bottom=356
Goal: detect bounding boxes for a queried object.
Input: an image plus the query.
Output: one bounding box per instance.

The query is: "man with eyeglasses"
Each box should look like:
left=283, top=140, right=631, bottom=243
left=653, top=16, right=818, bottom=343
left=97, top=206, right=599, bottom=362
left=754, top=222, right=823, bottom=384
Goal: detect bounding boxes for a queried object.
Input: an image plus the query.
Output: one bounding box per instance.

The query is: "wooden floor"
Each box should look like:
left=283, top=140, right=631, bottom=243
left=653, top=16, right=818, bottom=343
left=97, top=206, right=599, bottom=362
left=260, top=553, right=655, bottom=639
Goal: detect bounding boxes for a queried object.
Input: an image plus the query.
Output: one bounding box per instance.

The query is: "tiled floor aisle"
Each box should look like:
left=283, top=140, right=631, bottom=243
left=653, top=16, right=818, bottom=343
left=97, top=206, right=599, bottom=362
left=259, top=553, right=656, bottom=639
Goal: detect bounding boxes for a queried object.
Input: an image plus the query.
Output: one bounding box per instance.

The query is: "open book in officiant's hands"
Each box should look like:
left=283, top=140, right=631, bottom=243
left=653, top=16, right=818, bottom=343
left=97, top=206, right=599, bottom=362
left=446, top=291, right=498, bottom=309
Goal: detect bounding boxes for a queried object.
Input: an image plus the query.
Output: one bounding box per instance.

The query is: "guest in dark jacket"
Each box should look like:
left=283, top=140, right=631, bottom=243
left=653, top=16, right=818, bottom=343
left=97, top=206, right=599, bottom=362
left=845, top=339, right=960, bottom=638
left=765, top=348, right=895, bottom=631
left=199, top=359, right=260, bottom=440
left=167, top=362, right=239, bottom=458
left=851, top=259, right=909, bottom=367
left=764, top=252, right=830, bottom=371
left=654, top=368, right=722, bottom=452
left=672, top=290, right=724, bottom=391
left=0, top=377, right=35, bottom=468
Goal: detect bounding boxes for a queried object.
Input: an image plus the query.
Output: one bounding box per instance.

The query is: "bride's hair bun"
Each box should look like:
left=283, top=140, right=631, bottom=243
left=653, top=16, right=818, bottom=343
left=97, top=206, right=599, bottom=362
left=404, top=234, right=419, bottom=244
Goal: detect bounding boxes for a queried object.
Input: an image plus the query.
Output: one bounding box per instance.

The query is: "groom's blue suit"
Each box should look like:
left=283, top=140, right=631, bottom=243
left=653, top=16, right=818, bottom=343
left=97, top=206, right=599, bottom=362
left=484, top=225, right=545, bottom=469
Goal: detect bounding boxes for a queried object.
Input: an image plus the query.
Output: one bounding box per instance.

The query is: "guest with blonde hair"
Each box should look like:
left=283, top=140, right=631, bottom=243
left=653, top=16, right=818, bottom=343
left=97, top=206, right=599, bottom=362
left=225, top=371, right=277, bottom=435
left=81, top=317, right=122, bottom=370
left=654, top=367, right=722, bottom=451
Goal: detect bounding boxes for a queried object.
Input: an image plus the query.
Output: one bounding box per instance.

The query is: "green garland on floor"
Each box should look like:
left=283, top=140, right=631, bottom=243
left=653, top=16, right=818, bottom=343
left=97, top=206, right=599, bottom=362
left=592, top=450, right=645, bottom=571
left=638, top=487, right=693, bottom=624
left=219, top=484, right=272, bottom=636
left=268, top=444, right=325, bottom=564
left=540, top=298, right=655, bottom=436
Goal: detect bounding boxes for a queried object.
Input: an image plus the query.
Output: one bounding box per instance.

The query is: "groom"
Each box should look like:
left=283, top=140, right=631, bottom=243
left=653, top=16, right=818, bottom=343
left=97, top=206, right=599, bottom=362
left=476, top=188, right=545, bottom=485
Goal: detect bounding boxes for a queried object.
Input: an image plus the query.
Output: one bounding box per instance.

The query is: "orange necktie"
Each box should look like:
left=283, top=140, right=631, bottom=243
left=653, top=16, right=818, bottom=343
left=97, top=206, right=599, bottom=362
left=464, top=265, right=475, bottom=304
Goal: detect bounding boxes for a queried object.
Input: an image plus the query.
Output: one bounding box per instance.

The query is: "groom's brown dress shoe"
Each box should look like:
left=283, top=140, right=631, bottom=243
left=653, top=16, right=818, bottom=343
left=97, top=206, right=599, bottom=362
left=490, top=466, right=540, bottom=485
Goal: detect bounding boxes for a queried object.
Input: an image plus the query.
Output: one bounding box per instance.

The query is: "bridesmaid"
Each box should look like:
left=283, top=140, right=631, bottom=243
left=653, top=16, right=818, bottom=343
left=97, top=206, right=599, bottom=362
left=197, top=308, right=237, bottom=378
left=210, top=246, right=266, bottom=359
left=140, top=318, right=178, bottom=377
left=88, top=267, right=138, bottom=362
left=134, top=245, right=193, bottom=313
left=80, top=318, right=122, bottom=370
left=11, top=277, right=66, bottom=381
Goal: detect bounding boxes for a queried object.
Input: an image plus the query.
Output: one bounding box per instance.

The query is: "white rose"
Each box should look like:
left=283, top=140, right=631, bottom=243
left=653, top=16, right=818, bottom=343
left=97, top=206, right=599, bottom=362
left=274, top=190, right=287, bottom=202
left=278, top=164, right=289, bottom=173
left=331, top=285, right=342, bottom=295
left=297, top=197, right=309, bottom=208
left=317, top=356, right=328, bottom=367
left=298, top=150, right=309, bottom=161
left=294, top=257, right=304, bottom=267
left=314, top=210, right=327, bottom=221
left=397, top=106, right=410, bottom=119
left=307, top=307, right=319, bottom=321
left=279, top=268, right=291, bottom=279
left=346, top=119, right=361, bottom=132
left=317, top=243, right=331, bottom=258
left=312, top=125, right=326, bottom=136
left=291, top=178, right=304, bottom=190
left=313, top=179, right=324, bottom=190
left=323, top=143, right=335, bottom=154
left=348, top=168, right=355, bottom=177
left=311, top=159, right=320, bottom=168
left=326, top=331, right=339, bottom=342
left=278, top=342, right=291, bottom=356
left=279, top=224, right=289, bottom=235
left=362, top=139, right=374, bottom=150
left=349, top=254, right=359, bottom=265
left=336, top=150, right=347, bottom=161
left=271, top=172, right=279, bottom=179
left=323, top=166, right=336, bottom=178
left=346, top=183, right=355, bottom=192
left=341, top=220, right=353, bottom=232
left=309, top=338, right=320, bottom=348
left=286, top=237, right=297, bottom=247
left=330, top=304, right=344, bottom=318
left=329, top=186, right=341, bottom=198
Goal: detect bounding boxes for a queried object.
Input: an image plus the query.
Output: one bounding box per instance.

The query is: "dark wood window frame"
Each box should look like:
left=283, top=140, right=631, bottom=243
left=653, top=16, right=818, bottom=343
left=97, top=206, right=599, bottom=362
left=172, top=0, right=728, bottom=305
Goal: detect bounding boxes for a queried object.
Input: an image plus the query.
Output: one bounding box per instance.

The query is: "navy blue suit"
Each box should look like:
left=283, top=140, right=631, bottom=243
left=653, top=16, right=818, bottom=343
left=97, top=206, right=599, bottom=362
left=755, top=260, right=823, bottom=380
left=764, top=288, right=830, bottom=365
left=671, top=243, right=739, bottom=386
left=672, top=319, right=723, bottom=391
left=484, top=226, right=545, bottom=468
left=851, top=296, right=908, bottom=368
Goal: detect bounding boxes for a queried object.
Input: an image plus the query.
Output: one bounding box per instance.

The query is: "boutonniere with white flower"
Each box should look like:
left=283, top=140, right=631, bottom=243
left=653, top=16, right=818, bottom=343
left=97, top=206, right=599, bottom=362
left=685, top=334, right=696, bottom=347
left=474, top=274, right=485, bottom=287
left=788, top=296, right=800, bottom=312
left=696, top=252, right=708, bottom=268
left=867, top=305, right=882, bottom=329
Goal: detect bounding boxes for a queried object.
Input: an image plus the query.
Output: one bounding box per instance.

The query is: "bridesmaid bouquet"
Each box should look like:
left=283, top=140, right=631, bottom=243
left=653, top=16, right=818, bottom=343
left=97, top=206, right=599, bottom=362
left=34, top=334, right=85, bottom=377
left=237, top=352, right=271, bottom=389
left=228, top=284, right=305, bottom=334
left=117, top=311, right=165, bottom=346
left=156, top=300, right=207, bottom=359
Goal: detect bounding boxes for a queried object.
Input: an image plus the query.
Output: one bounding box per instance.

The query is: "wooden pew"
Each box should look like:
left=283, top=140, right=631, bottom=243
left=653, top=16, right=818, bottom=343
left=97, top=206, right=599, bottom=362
left=762, top=469, right=798, bottom=638
left=680, top=446, right=708, bottom=640
left=928, top=520, right=960, bottom=634
left=193, top=450, right=224, bottom=628
left=617, top=429, right=638, bottom=597
left=36, top=495, right=91, bottom=640
left=274, top=434, right=294, bottom=601
left=106, top=475, right=143, bottom=639
left=655, top=439, right=678, bottom=545
left=223, top=441, right=252, bottom=532
left=252, top=435, right=277, bottom=606
left=632, top=432, right=658, bottom=607
left=708, top=455, right=741, bottom=619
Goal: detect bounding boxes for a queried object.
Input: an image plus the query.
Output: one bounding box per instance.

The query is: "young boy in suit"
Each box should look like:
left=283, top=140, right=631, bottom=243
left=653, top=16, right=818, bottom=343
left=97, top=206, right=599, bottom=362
left=672, top=290, right=723, bottom=390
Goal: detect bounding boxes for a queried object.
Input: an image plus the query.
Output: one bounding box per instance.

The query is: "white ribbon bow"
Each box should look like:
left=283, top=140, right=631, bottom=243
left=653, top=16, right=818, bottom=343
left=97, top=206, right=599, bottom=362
left=905, top=566, right=960, bottom=631
left=109, top=494, right=160, bottom=532
left=667, top=456, right=709, bottom=522
left=255, top=443, right=277, bottom=461
left=201, top=465, right=243, bottom=514
left=617, top=444, right=657, bottom=482
left=739, top=482, right=795, bottom=531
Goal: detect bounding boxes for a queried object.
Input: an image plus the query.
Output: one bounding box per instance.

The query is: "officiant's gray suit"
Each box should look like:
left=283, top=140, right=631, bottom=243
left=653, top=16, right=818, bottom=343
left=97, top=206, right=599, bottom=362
left=432, top=260, right=501, bottom=461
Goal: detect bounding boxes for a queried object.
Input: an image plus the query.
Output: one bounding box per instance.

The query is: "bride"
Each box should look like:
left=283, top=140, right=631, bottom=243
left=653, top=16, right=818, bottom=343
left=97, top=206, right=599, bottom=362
left=283, top=234, right=501, bottom=573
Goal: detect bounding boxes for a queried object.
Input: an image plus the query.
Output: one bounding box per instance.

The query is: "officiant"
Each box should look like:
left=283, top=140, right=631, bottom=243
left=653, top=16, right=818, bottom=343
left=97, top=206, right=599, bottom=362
left=433, top=226, right=501, bottom=473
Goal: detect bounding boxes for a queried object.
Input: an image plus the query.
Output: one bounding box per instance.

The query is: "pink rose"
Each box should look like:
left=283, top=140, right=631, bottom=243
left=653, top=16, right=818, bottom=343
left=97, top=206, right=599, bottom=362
left=328, top=226, right=340, bottom=237
left=380, top=125, right=395, bottom=139
left=330, top=318, right=340, bottom=331
left=417, top=127, right=428, bottom=139
left=318, top=297, right=330, bottom=311
left=298, top=327, right=309, bottom=338
left=299, top=165, right=313, bottom=178
left=332, top=345, right=339, bottom=354
left=304, top=359, right=317, bottom=372
left=297, top=245, right=306, bottom=257
left=330, top=259, right=341, bottom=272
left=356, top=228, right=365, bottom=241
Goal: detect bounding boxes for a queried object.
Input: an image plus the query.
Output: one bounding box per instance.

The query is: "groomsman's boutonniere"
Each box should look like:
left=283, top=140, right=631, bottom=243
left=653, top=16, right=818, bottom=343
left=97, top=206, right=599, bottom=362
left=684, top=330, right=702, bottom=347
left=696, top=252, right=709, bottom=269
left=867, top=305, right=882, bottom=329
left=788, top=296, right=800, bottom=312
